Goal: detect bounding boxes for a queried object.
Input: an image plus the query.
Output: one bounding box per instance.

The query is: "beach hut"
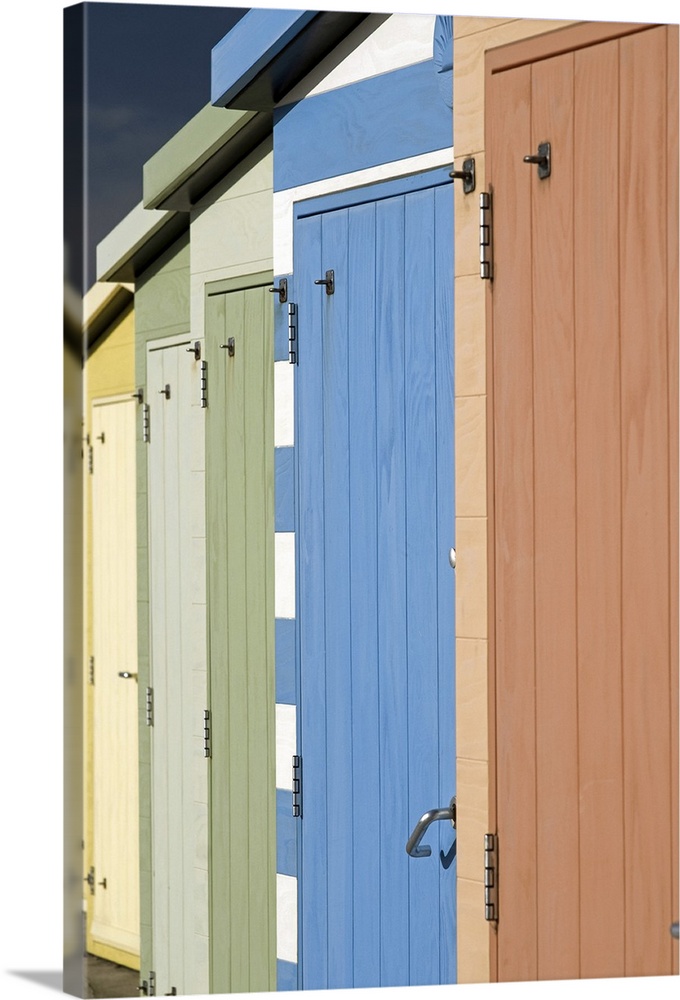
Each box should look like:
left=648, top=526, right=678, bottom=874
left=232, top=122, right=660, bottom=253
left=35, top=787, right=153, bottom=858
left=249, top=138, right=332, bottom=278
left=212, top=10, right=456, bottom=990
left=143, top=101, right=277, bottom=995
left=82, top=281, right=139, bottom=971
left=451, top=15, right=678, bottom=983
left=98, top=101, right=275, bottom=996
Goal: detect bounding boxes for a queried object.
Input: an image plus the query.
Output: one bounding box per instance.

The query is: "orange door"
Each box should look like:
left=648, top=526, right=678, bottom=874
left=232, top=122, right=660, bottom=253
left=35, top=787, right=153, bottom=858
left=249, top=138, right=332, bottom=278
left=487, top=22, right=678, bottom=981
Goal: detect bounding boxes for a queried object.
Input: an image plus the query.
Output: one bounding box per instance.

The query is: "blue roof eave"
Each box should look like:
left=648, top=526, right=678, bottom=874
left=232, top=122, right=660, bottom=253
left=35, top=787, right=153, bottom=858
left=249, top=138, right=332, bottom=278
left=211, top=8, right=367, bottom=111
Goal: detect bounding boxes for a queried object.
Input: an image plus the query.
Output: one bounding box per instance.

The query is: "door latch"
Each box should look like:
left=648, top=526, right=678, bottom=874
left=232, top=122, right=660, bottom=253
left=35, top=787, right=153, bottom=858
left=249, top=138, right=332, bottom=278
left=450, top=157, right=476, bottom=195
left=269, top=277, right=288, bottom=303
left=83, top=866, right=95, bottom=895
left=314, top=270, right=334, bottom=295
left=523, top=142, right=551, bottom=180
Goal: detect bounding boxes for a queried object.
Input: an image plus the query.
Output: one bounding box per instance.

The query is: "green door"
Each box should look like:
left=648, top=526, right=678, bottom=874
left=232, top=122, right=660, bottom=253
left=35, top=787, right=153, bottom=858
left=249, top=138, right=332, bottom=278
left=205, top=275, right=276, bottom=993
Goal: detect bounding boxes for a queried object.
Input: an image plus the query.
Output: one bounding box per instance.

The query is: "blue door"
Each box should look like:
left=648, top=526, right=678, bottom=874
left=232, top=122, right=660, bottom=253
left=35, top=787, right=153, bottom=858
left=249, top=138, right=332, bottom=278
left=295, top=168, right=455, bottom=989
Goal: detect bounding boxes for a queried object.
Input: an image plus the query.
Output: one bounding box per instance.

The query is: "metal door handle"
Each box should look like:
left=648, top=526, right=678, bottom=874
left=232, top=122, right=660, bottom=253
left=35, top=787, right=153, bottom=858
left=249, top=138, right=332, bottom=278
left=118, top=671, right=138, bottom=681
left=406, top=796, right=456, bottom=857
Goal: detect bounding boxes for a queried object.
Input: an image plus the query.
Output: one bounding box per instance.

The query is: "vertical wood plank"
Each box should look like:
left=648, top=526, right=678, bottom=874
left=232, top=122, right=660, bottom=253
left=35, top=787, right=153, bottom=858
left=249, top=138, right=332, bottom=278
left=404, top=187, right=441, bottom=985
left=573, top=38, right=625, bottom=979
left=667, top=25, right=679, bottom=977
left=434, top=181, right=456, bottom=986
left=488, top=62, right=538, bottom=983
left=243, top=284, right=276, bottom=991
left=297, top=176, right=456, bottom=989
left=262, top=285, right=278, bottom=983
left=531, top=51, right=580, bottom=981
left=619, top=26, right=672, bottom=976
left=178, top=342, right=208, bottom=994
left=347, top=200, right=381, bottom=986
left=321, top=207, right=355, bottom=988
left=375, top=194, right=410, bottom=987
left=91, top=398, right=140, bottom=955
left=205, top=292, right=230, bottom=993
left=147, top=346, right=171, bottom=993
left=297, top=213, right=329, bottom=990
left=225, top=290, right=250, bottom=988
left=163, top=344, right=185, bottom=994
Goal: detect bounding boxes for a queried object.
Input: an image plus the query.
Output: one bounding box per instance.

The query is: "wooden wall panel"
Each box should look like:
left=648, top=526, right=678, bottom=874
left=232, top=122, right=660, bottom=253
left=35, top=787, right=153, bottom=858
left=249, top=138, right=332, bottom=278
left=573, top=38, right=625, bottom=979
left=619, top=26, right=673, bottom=976
left=489, top=22, right=678, bottom=982
left=206, top=279, right=276, bottom=994
left=668, top=24, right=679, bottom=979
left=90, top=397, right=140, bottom=964
left=487, top=62, right=537, bottom=983
left=84, top=297, right=139, bottom=971
left=530, top=51, right=580, bottom=981
left=134, top=234, right=190, bottom=987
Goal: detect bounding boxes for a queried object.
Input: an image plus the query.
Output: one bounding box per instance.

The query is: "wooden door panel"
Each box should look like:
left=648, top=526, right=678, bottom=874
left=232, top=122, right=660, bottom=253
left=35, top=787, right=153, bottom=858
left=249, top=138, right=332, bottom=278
left=489, top=23, right=678, bottom=982
left=148, top=339, right=208, bottom=996
left=296, top=173, right=455, bottom=989
left=668, top=24, right=679, bottom=979
left=206, top=280, right=276, bottom=994
left=573, top=38, right=625, bottom=979
left=619, top=26, right=673, bottom=976
left=530, top=51, right=580, bottom=981
left=91, top=397, right=140, bottom=962
left=487, top=62, right=538, bottom=983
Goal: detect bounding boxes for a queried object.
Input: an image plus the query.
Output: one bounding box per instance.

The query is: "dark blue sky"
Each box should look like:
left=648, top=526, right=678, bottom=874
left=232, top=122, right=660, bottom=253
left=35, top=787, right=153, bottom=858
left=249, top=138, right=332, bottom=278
left=66, top=2, right=246, bottom=292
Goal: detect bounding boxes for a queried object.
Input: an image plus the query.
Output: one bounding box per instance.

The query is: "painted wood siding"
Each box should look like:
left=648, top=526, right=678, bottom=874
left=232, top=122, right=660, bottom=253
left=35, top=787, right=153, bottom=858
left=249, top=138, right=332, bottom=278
left=205, top=277, right=276, bottom=993
left=295, top=173, right=455, bottom=989
left=451, top=16, right=579, bottom=983
left=134, top=235, right=195, bottom=990
left=84, top=301, right=139, bottom=970
left=90, top=396, right=140, bottom=960
left=146, top=335, right=208, bottom=996
left=487, top=23, right=678, bottom=981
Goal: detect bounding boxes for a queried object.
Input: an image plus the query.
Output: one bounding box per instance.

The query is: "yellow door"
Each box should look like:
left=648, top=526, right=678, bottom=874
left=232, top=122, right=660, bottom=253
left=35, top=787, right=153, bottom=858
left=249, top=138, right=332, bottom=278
left=88, top=395, right=140, bottom=966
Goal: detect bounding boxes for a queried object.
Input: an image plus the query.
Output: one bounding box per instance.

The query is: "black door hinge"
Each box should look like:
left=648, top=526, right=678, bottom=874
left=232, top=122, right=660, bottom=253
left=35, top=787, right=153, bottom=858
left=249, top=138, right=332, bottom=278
left=292, top=755, right=302, bottom=817
left=484, top=833, right=498, bottom=921
left=288, top=303, right=298, bottom=365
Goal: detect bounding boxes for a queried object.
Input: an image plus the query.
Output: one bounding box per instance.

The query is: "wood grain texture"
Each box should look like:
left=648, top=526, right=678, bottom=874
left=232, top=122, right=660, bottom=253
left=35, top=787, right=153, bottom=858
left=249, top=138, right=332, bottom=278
left=296, top=174, right=455, bottom=989
left=134, top=236, right=190, bottom=989
left=347, top=200, right=381, bottom=986
left=667, top=24, right=679, bottom=979
left=531, top=51, right=580, bottom=981
left=296, top=212, right=329, bottom=989
left=84, top=297, right=139, bottom=971
left=573, top=38, right=624, bottom=979
left=274, top=60, right=452, bottom=191
left=146, top=339, right=209, bottom=996
left=454, top=19, right=576, bottom=156
left=488, top=23, right=678, bottom=983
left=90, top=397, right=140, bottom=964
left=619, top=26, right=673, bottom=976
left=205, top=279, right=276, bottom=994
left=488, top=60, right=538, bottom=983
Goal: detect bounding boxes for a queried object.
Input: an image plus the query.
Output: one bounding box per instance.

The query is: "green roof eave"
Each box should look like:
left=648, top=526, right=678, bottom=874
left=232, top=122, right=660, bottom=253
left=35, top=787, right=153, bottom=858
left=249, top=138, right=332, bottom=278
left=143, top=104, right=272, bottom=212
left=97, top=202, right=188, bottom=284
